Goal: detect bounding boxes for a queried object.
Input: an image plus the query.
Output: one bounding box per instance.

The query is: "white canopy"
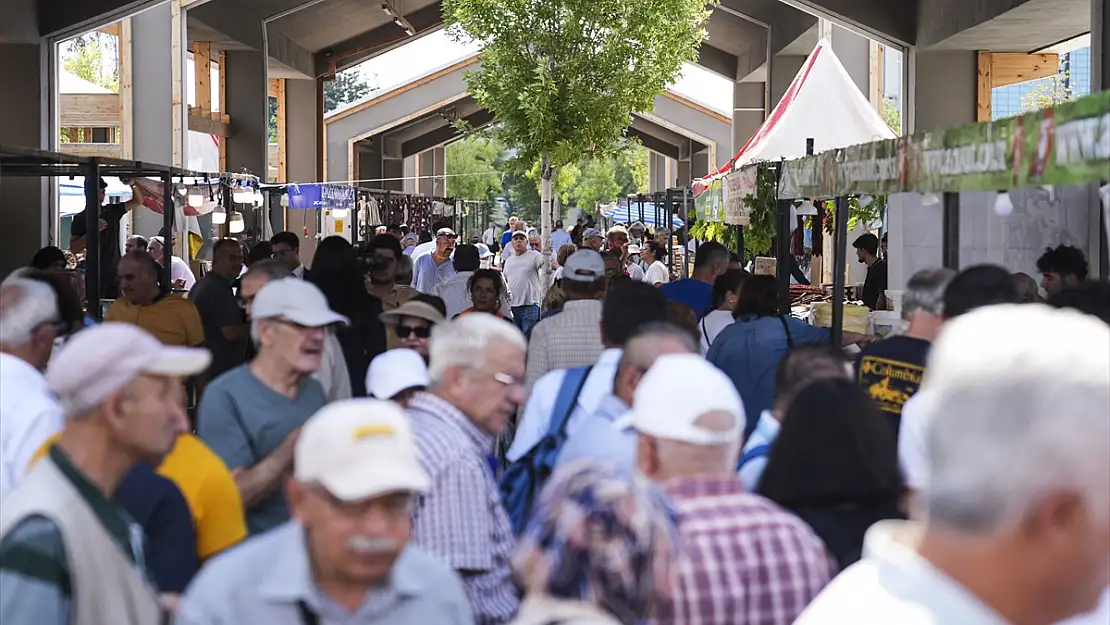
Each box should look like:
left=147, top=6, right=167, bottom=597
left=726, top=38, right=897, bottom=173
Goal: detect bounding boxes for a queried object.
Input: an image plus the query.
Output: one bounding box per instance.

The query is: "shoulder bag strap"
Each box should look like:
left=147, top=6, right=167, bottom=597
left=296, top=600, right=320, bottom=625
left=778, top=315, right=795, bottom=349
left=738, top=444, right=771, bottom=469
left=546, top=366, right=594, bottom=439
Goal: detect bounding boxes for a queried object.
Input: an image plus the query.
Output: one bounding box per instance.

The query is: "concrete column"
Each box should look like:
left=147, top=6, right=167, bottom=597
left=676, top=139, right=693, bottom=188
left=647, top=152, right=667, bottom=193
left=732, top=81, right=765, bottom=155
left=769, top=56, right=805, bottom=108
left=225, top=50, right=268, bottom=181
left=829, top=24, right=870, bottom=96
left=402, top=156, right=417, bottom=194
left=417, top=147, right=445, bottom=197
left=913, top=50, right=977, bottom=132
left=285, top=78, right=317, bottom=185
left=691, top=150, right=711, bottom=180
left=0, top=38, right=45, bottom=278
left=131, top=3, right=174, bottom=237
left=1095, top=0, right=1107, bottom=92
left=382, top=158, right=403, bottom=192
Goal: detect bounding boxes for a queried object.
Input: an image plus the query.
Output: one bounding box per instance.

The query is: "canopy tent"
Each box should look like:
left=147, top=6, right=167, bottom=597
left=694, top=38, right=897, bottom=194
left=600, top=202, right=685, bottom=229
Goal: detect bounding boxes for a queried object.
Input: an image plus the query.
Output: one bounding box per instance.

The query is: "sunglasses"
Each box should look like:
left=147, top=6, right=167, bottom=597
left=396, top=325, right=432, bottom=339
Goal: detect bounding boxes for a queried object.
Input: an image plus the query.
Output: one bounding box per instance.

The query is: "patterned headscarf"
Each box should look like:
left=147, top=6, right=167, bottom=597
left=513, top=461, right=679, bottom=624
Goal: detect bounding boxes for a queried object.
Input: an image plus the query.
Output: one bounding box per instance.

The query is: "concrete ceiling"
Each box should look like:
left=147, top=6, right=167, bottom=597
left=925, top=0, right=1090, bottom=51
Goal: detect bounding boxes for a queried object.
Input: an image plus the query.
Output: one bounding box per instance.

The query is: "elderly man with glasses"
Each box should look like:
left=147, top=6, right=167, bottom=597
left=197, top=278, right=347, bottom=536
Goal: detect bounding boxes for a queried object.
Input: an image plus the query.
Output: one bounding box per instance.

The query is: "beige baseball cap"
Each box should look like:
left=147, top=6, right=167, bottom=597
left=47, top=323, right=211, bottom=415
left=294, top=399, right=430, bottom=501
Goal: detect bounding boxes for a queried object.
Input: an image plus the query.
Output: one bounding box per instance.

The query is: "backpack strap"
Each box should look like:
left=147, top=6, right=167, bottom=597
left=546, top=366, right=593, bottom=439
left=778, top=315, right=795, bottom=349
left=738, top=444, right=770, bottom=470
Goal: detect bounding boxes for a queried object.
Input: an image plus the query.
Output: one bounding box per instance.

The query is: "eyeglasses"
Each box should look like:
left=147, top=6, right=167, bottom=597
left=395, top=324, right=432, bottom=339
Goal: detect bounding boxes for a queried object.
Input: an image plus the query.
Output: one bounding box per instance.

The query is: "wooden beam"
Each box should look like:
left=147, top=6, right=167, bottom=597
left=991, top=52, right=1059, bottom=88
left=977, top=51, right=993, bottom=122
left=60, top=94, right=121, bottom=127
left=272, top=78, right=287, bottom=182
left=97, top=22, right=121, bottom=38
left=119, top=18, right=133, bottom=159
left=869, top=41, right=883, bottom=112
left=171, top=0, right=184, bottom=167
left=218, top=51, right=227, bottom=171
left=60, top=143, right=124, bottom=159
left=194, top=41, right=211, bottom=112
left=187, top=107, right=232, bottom=136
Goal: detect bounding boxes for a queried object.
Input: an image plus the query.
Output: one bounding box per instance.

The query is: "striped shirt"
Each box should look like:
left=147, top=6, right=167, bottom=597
left=0, top=446, right=152, bottom=625
left=523, top=299, right=604, bottom=394
left=407, top=392, right=519, bottom=624
left=654, top=474, right=837, bottom=625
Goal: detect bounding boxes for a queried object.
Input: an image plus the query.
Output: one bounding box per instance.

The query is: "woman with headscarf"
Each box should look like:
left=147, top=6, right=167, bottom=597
left=508, top=462, right=679, bottom=625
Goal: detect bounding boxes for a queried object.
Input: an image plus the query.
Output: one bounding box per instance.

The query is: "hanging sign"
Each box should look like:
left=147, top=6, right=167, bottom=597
left=774, top=90, right=1109, bottom=198
left=695, top=177, right=724, bottom=221
left=722, top=167, right=756, bottom=225
left=287, top=183, right=356, bottom=210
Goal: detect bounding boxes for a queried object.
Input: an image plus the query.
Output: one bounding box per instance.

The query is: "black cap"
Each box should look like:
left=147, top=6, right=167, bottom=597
left=98, top=177, right=108, bottom=189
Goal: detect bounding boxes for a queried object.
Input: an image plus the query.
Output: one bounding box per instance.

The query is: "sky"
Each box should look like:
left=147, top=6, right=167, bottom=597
left=351, top=29, right=734, bottom=117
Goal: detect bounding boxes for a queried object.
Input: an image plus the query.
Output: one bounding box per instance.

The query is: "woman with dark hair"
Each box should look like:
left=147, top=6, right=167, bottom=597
left=30, top=246, right=68, bottom=271
left=308, top=236, right=387, bottom=397
left=698, top=268, right=749, bottom=353
left=707, top=275, right=871, bottom=438
left=641, top=241, right=670, bottom=287
left=756, top=378, right=905, bottom=570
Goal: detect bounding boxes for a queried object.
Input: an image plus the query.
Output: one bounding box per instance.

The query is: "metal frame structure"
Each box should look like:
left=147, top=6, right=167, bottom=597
left=0, top=144, right=255, bottom=320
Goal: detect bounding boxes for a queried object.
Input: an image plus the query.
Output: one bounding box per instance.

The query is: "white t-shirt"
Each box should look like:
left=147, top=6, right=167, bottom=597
left=644, top=260, right=670, bottom=286
left=698, top=309, right=734, bottom=354
left=898, top=392, right=930, bottom=490
left=169, top=255, right=197, bottom=292
left=502, top=249, right=545, bottom=307
left=0, top=354, right=65, bottom=499
left=627, top=263, right=645, bottom=281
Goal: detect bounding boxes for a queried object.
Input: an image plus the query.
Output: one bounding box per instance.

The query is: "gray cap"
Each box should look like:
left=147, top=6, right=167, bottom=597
left=583, top=227, right=603, bottom=240
left=562, top=249, right=606, bottom=282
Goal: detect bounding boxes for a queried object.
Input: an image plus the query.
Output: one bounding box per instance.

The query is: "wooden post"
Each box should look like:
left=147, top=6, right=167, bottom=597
left=194, top=42, right=211, bottom=112
left=119, top=18, right=133, bottom=159
left=977, top=51, right=993, bottom=122
left=170, top=0, right=184, bottom=167
left=869, top=41, right=884, bottom=113
left=218, top=51, right=227, bottom=172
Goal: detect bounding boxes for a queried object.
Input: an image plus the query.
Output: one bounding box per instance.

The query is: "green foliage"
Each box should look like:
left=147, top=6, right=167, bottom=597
left=689, top=220, right=737, bottom=254
left=268, top=97, right=278, bottom=143
left=526, top=160, right=580, bottom=205
left=323, top=69, right=375, bottom=114
left=572, top=157, right=622, bottom=212
left=822, top=195, right=887, bottom=235
left=446, top=135, right=503, bottom=202
left=1020, top=70, right=1081, bottom=113
left=614, top=143, right=649, bottom=195
left=882, top=99, right=901, bottom=135
left=502, top=167, right=542, bottom=221
left=64, top=33, right=118, bottom=92
left=445, top=0, right=712, bottom=169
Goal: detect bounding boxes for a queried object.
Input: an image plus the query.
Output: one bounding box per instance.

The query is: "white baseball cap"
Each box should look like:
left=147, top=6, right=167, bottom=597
left=251, top=278, right=349, bottom=327
left=47, top=323, right=211, bottom=415
left=294, top=399, right=430, bottom=501
left=366, top=348, right=430, bottom=400
left=615, top=354, right=745, bottom=445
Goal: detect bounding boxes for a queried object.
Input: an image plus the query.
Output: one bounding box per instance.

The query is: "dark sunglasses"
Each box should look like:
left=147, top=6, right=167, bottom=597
left=395, top=325, right=432, bottom=339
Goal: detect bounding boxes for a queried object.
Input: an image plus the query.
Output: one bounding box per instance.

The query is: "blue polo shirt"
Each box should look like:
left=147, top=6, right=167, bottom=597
left=659, top=278, right=714, bottom=318
left=114, top=462, right=198, bottom=593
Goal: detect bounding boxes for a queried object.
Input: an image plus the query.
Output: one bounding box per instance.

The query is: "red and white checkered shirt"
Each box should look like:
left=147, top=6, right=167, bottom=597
left=653, top=475, right=837, bottom=625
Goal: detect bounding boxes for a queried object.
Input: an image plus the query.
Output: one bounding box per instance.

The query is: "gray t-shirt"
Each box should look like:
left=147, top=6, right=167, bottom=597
left=188, top=273, right=248, bottom=378
left=502, top=249, right=545, bottom=307
left=197, top=365, right=326, bottom=535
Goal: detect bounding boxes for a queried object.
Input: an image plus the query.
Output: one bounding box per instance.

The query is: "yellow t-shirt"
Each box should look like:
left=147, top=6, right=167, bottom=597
left=105, top=295, right=205, bottom=347
left=31, top=433, right=246, bottom=560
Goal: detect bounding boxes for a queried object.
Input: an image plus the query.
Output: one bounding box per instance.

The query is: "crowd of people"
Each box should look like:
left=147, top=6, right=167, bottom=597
left=1, top=203, right=1108, bottom=625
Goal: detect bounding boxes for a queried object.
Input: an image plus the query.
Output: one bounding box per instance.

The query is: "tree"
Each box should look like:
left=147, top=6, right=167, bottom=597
left=445, top=0, right=712, bottom=281
left=882, top=99, right=901, bottom=135
left=1020, top=71, right=1080, bottom=113
left=572, top=156, right=621, bottom=212
left=64, top=33, right=118, bottom=92
left=614, top=143, right=649, bottom=196
left=446, top=134, right=503, bottom=202
left=323, top=68, right=374, bottom=114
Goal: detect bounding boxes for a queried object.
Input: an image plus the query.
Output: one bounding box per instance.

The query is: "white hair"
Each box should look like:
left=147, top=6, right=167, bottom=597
left=920, top=304, right=1110, bottom=533
left=903, top=267, right=956, bottom=320
left=427, top=313, right=526, bottom=383
left=0, top=277, right=59, bottom=348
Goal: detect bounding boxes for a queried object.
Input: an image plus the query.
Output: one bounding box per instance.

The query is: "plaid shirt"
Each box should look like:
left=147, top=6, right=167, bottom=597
left=523, top=299, right=604, bottom=394
left=654, top=474, right=836, bottom=625
left=407, top=392, right=519, bottom=625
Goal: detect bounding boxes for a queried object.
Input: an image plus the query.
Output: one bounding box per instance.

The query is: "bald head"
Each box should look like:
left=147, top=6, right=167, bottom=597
left=614, top=323, right=698, bottom=403
left=1012, top=272, right=1042, bottom=303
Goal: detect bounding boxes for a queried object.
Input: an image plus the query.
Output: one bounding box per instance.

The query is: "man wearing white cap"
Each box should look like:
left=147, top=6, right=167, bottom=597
left=0, top=323, right=209, bottom=625
left=198, top=278, right=347, bottom=535
left=502, top=229, right=546, bottom=334
left=624, top=354, right=836, bottom=625
left=795, top=305, right=1110, bottom=625
left=366, top=349, right=430, bottom=407
left=176, top=399, right=473, bottom=625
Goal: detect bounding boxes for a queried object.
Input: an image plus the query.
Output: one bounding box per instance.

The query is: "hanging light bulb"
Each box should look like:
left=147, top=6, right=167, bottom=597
left=859, top=194, right=873, bottom=208
left=921, top=192, right=941, bottom=206
left=211, top=207, right=227, bottom=225
left=229, top=211, right=245, bottom=233
left=232, top=183, right=250, bottom=204
left=187, top=186, right=204, bottom=208
left=253, top=190, right=264, bottom=207
left=176, top=183, right=187, bottom=197
left=794, top=199, right=818, bottom=216
left=332, top=207, right=349, bottom=218
left=994, top=191, right=1013, bottom=217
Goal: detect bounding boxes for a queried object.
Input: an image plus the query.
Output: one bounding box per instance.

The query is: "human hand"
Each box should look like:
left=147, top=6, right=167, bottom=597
left=173, top=278, right=187, bottom=289
left=98, top=219, right=108, bottom=233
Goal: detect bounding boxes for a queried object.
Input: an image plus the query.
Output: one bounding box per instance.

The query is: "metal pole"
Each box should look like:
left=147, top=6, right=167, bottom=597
left=776, top=198, right=793, bottom=314
left=221, top=178, right=233, bottom=239
left=162, top=171, right=174, bottom=290
left=682, top=187, right=691, bottom=279
left=83, top=159, right=102, bottom=320
left=831, top=195, right=849, bottom=348
left=942, top=191, right=960, bottom=270
left=736, top=225, right=745, bottom=263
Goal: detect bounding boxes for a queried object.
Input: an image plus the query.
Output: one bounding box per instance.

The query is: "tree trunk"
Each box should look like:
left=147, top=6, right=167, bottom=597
left=540, top=155, right=554, bottom=285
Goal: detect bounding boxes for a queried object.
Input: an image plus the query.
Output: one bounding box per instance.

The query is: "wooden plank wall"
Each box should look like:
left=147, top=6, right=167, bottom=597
left=976, top=51, right=1060, bottom=122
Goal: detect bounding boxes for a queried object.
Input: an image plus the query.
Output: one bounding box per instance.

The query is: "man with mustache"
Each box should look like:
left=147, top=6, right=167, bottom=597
left=176, top=399, right=473, bottom=624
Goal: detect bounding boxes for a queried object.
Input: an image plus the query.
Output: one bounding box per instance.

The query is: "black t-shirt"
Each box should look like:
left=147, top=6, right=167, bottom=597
left=856, top=335, right=930, bottom=437
left=71, top=201, right=127, bottom=299
left=189, top=273, right=249, bottom=378
left=861, top=259, right=888, bottom=310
